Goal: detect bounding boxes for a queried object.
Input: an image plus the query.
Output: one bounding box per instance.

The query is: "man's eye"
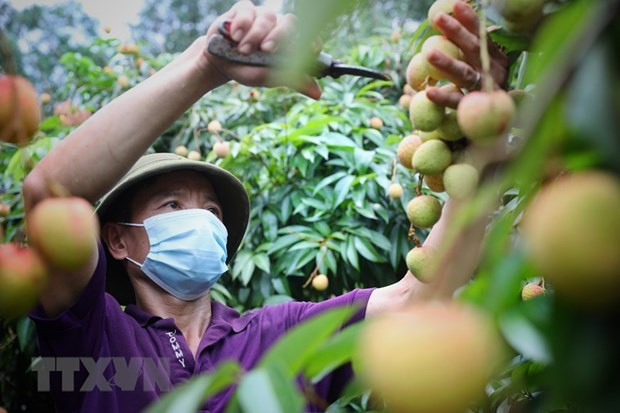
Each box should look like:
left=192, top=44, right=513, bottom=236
left=165, top=201, right=181, bottom=209
left=207, top=207, right=219, bottom=215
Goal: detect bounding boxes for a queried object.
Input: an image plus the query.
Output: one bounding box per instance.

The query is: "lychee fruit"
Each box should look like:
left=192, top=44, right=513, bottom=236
left=406, top=54, right=433, bottom=91
left=357, top=301, right=503, bottom=413
left=411, top=140, right=452, bottom=175
left=443, top=163, right=479, bottom=199
left=399, top=94, right=412, bottom=110
left=521, top=282, right=545, bottom=301
left=457, top=90, right=515, bottom=143
left=388, top=183, right=404, bottom=200
left=207, top=120, right=223, bottom=134
left=312, top=274, right=329, bottom=291
left=422, top=35, right=464, bottom=81
left=409, top=91, right=445, bottom=132
left=406, top=247, right=437, bottom=283
left=428, top=0, right=459, bottom=30
left=397, top=135, right=423, bottom=169
left=187, top=150, right=202, bottom=161
left=0, top=244, right=48, bottom=318
left=213, top=141, right=230, bottom=158
left=406, top=195, right=442, bottom=228
left=436, top=108, right=463, bottom=141
left=425, top=174, right=446, bottom=192
left=117, top=75, right=130, bottom=88
left=174, top=145, right=189, bottom=157
left=27, top=197, right=99, bottom=270
left=521, top=171, right=620, bottom=308
left=0, top=75, right=41, bottom=145
left=370, top=117, right=384, bottom=129
left=492, top=0, right=543, bottom=23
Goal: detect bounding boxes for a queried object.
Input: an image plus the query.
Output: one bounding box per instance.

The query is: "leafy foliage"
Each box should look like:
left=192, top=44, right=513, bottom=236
left=2, top=0, right=620, bottom=412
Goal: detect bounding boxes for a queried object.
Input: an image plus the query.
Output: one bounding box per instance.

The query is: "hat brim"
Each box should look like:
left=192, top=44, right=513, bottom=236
left=96, top=153, right=250, bottom=304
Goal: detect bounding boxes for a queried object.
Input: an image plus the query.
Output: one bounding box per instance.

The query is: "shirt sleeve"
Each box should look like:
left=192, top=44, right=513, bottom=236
left=284, top=288, right=375, bottom=330
left=29, top=240, right=108, bottom=357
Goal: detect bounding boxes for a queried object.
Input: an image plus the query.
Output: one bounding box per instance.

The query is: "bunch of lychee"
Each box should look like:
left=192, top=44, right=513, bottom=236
left=173, top=119, right=230, bottom=160
left=392, top=0, right=519, bottom=286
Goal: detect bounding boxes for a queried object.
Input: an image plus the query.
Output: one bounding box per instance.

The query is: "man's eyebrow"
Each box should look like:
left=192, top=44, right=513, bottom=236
left=148, top=189, right=219, bottom=204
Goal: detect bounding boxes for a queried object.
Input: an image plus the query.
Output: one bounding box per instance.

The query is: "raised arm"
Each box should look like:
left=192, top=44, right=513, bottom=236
left=23, top=2, right=312, bottom=316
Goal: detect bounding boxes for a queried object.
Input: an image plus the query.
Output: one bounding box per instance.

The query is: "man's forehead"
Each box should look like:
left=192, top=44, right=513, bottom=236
left=138, top=170, right=217, bottom=200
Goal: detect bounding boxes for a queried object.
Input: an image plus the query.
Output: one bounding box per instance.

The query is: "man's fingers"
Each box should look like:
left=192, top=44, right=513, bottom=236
left=237, top=7, right=277, bottom=54
left=261, top=13, right=297, bottom=53
left=427, top=49, right=480, bottom=90
left=453, top=1, right=478, bottom=35
left=229, top=1, right=256, bottom=43
left=426, top=87, right=463, bottom=109
left=296, top=77, right=322, bottom=100
left=433, top=12, right=481, bottom=68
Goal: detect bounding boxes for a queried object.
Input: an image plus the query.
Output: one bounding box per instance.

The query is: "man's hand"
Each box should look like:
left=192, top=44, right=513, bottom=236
left=197, top=1, right=322, bottom=99
left=426, top=1, right=509, bottom=108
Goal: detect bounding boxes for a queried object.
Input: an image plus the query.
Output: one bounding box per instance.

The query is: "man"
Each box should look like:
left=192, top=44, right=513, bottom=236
left=23, top=1, right=508, bottom=412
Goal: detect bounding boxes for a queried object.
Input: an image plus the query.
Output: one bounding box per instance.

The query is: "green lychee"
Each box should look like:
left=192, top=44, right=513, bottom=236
left=428, top=0, right=459, bottom=30
left=406, top=195, right=442, bottom=228
left=409, top=91, right=445, bottom=132
left=443, top=163, right=479, bottom=199
left=492, top=0, right=543, bottom=23
left=406, top=247, right=438, bottom=282
left=437, top=108, right=463, bottom=141
left=411, top=140, right=452, bottom=175
left=422, top=36, right=464, bottom=81
left=406, top=54, right=433, bottom=91
left=418, top=129, right=442, bottom=142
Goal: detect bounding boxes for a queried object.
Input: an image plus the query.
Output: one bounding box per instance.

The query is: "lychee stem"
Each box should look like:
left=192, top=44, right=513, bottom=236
left=302, top=241, right=327, bottom=289
left=416, top=174, right=423, bottom=197
left=390, top=158, right=397, bottom=184
left=478, top=0, right=494, bottom=93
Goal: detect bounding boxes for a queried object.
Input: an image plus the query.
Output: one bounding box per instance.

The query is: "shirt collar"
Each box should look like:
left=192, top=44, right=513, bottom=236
left=123, top=299, right=257, bottom=333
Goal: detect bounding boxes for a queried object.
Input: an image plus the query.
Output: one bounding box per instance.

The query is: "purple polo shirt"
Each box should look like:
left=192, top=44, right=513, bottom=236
left=30, top=242, right=374, bottom=412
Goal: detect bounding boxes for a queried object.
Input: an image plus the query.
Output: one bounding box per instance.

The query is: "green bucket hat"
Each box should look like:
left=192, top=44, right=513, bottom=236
left=95, top=153, right=250, bottom=305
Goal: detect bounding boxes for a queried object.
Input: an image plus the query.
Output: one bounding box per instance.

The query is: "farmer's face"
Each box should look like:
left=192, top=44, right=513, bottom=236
left=123, top=170, right=223, bottom=267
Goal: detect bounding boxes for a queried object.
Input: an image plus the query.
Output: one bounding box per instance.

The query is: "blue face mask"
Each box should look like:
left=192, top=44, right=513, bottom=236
left=120, top=209, right=228, bottom=301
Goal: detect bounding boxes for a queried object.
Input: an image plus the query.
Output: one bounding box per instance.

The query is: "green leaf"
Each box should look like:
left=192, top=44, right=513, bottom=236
left=146, top=362, right=240, bottom=413
left=499, top=311, right=551, bottom=364
left=16, top=317, right=35, bottom=352
left=353, top=236, right=385, bottom=263
left=345, top=236, right=360, bottom=271
left=305, top=324, right=362, bottom=383
left=253, top=253, right=271, bottom=274
left=237, top=364, right=304, bottom=413
left=267, top=234, right=303, bottom=254
left=313, top=171, right=347, bottom=195
left=333, top=175, right=355, bottom=208
left=259, top=306, right=357, bottom=377
left=240, top=259, right=256, bottom=286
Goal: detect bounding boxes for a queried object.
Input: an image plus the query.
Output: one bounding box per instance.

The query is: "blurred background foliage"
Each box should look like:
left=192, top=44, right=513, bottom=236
left=1, top=0, right=620, bottom=412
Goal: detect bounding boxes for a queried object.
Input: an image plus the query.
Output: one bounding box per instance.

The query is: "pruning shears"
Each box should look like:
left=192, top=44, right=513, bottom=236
left=207, top=20, right=390, bottom=81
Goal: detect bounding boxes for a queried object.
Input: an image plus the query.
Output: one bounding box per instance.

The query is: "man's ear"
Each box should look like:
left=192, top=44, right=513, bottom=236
left=102, top=222, right=128, bottom=260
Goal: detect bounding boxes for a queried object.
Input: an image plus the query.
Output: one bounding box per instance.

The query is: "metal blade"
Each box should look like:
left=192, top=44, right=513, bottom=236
left=326, top=63, right=391, bottom=81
